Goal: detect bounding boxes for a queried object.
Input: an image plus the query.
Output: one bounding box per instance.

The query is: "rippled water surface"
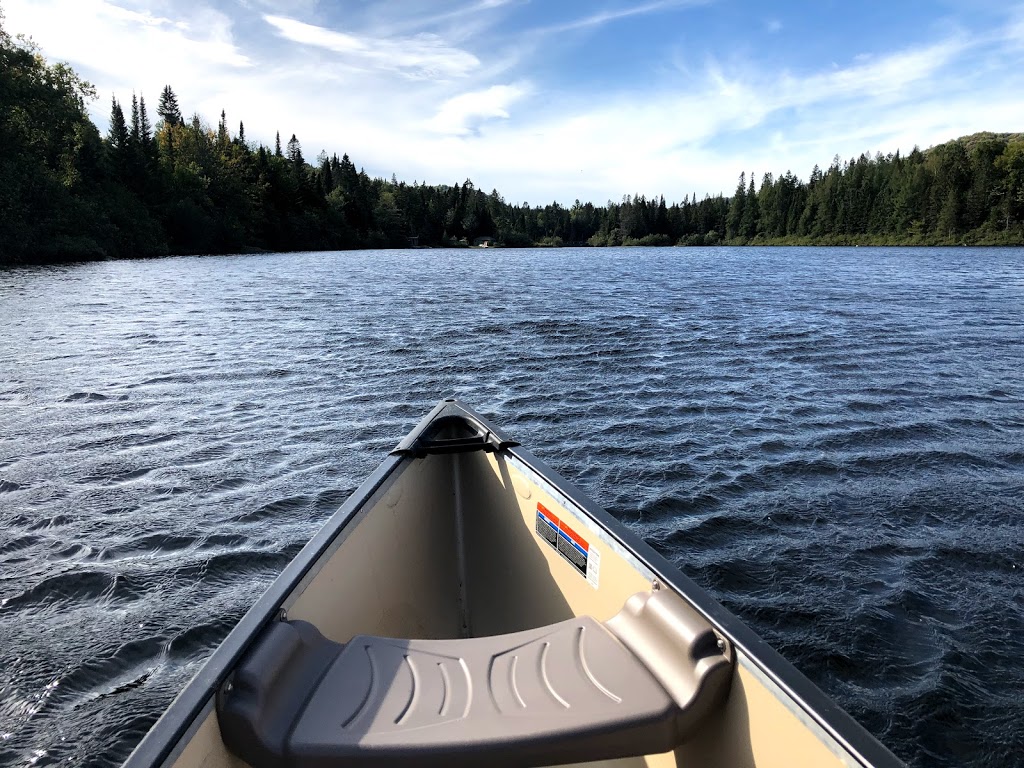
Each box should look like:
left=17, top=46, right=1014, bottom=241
left=1, top=247, right=1023, bottom=767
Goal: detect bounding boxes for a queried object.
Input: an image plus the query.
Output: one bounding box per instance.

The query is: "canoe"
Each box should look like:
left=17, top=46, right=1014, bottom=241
left=123, top=399, right=904, bottom=768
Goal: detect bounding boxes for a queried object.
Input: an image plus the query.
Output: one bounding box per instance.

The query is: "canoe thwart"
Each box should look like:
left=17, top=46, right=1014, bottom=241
left=216, top=590, right=734, bottom=768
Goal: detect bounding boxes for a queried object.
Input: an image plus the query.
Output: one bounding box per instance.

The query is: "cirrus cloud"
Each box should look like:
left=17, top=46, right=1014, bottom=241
left=263, top=14, right=480, bottom=80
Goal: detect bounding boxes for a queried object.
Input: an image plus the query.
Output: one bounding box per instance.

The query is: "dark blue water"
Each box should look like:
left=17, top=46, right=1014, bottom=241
left=1, top=247, right=1022, bottom=767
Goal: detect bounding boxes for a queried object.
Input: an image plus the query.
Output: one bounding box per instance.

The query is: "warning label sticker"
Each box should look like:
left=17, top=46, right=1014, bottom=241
left=535, top=502, right=600, bottom=588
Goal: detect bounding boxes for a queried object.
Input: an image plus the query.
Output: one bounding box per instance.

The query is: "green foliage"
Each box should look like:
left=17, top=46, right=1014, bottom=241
left=1, top=9, right=1022, bottom=265
left=500, top=230, right=534, bottom=247
left=623, top=233, right=672, bottom=246
left=726, top=173, right=745, bottom=239
left=0, top=20, right=108, bottom=263
left=536, top=235, right=564, bottom=247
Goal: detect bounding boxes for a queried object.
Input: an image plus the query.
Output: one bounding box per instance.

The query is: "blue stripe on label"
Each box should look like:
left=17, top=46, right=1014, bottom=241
left=557, top=531, right=587, bottom=556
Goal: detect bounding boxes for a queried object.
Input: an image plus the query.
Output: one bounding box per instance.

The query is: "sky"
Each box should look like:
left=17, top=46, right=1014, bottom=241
left=4, top=0, right=1024, bottom=205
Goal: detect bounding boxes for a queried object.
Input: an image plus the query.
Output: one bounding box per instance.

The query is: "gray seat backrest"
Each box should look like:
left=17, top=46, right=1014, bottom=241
left=218, top=590, right=733, bottom=768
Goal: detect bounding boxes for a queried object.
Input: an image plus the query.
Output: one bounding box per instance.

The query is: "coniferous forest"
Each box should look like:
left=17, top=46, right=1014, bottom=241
left=2, top=13, right=1024, bottom=266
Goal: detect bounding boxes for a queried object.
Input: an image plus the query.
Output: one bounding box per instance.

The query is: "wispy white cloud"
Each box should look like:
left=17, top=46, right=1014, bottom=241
left=263, top=14, right=481, bottom=79
left=801, top=39, right=966, bottom=98
left=260, top=13, right=475, bottom=80
left=427, top=84, right=529, bottom=134
left=237, top=0, right=319, bottom=12
left=374, top=0, right=518, bottom=36
left=536, top=0, right=710, bottom=34
left=697, top=37, right=968, bottom=134
left=89, top=3, right=182, bottom=30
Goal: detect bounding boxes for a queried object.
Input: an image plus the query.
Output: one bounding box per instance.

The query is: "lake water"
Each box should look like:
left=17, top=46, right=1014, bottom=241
left=1, top=247, right=1022, bottom=767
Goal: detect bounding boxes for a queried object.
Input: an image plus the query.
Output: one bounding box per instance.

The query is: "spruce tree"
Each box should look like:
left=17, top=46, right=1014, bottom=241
left=157, top=85, right=181, bottom=126
left=320, top=158, right=334, bottom=195
left=108, top=95, right=129, bottom=152
left=740, top=175, right=759, bottom=238
left=127, top=92, right=149, bottom=181
left=137, top=96, right=153, bottom=154
left=286, top=133, right=303, bottom=165
left=130, top=93, right=141, bottom=147
left=655, top=194, right=669, bottom=235
left=339, top=153, right=357, bottom=194
left=274, top=131, right=282, bottom=157
left=726, top=172, right=746, bottom=239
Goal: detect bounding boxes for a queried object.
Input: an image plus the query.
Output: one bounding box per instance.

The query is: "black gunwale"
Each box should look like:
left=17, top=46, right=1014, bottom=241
left=123, top=398, right=903, bottom=768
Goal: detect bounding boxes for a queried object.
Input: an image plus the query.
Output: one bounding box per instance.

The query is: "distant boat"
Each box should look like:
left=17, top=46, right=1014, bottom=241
left=124, top=400, right=903, bottom=768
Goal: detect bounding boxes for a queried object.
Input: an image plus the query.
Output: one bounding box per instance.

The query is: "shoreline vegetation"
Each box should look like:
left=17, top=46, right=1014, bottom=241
left=2, top=14, right=1023, bottom=266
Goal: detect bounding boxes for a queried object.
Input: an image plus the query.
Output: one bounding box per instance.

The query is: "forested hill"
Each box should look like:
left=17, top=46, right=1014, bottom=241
left=2, top=16, right=1023, bottom=266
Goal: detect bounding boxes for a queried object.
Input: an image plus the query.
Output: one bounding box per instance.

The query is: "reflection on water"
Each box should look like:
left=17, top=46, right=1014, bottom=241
left=1, top=247, right=1022, bottom=767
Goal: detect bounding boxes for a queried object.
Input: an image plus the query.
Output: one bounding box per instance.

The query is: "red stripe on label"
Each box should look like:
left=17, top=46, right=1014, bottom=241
left=557, top=519, right=589, bottom=552
left=537, top=502, right=559, bottom=527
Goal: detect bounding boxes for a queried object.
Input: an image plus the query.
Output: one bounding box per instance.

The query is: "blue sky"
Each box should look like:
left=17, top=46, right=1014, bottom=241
left=5, top=0, right=1024, bottom=204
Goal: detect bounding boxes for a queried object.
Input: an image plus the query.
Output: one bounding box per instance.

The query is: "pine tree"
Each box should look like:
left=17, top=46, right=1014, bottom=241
left=320, top=157, right=334, bottom=195
left=275, top=131, right=282, bottom=157
left=130, top=93, right=141, bottom=147
left=238, top=121, right=245, bottom=144
left=726, top=172, right=746, bottom=239
left=740, top=175, right=759, bottom=238
left=108, top=95, right=129, bottom=153
left=218, top=109, right=228, bottom=147
left=757, top=172, right=778, bottom=237
left=286, top=133, right=303, bottom=165
left=937, top=187, right=962, bottom=237
left=655, top=194, right=669, bottom=235
left=137, top=96, right=153, bottom=155
left=126, top=92, right=150, bottom=182
left=157, top=85, right=181, bottom=126
left=338, top=154, right=357, bottom=194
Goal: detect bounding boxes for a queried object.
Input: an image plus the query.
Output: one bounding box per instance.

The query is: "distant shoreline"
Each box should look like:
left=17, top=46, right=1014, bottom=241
left=7, top=241, right=1024, bottom=269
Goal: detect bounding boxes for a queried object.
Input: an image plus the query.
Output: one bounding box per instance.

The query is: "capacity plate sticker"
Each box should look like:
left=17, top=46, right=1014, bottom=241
left=535, top=502, right=600, bottom=588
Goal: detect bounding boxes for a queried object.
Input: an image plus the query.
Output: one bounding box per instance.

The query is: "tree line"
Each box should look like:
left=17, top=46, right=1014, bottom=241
left=2, top=13, right=1023, bottom=266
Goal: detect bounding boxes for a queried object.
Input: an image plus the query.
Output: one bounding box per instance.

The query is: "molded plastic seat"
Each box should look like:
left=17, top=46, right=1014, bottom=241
left=218, top=591, right=733, bottom=768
